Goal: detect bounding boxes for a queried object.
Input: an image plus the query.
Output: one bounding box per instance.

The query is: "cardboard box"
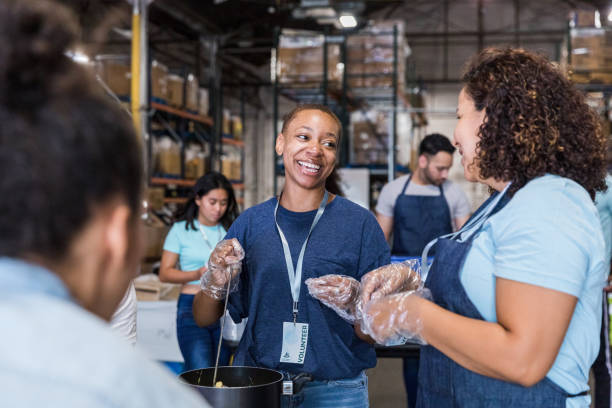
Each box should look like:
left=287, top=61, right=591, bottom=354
left=157, top=148, right=181, bottom=175
left=185, top=157, right=206, bottom=179
left=277, top=42, right=341, bottom=83
left=96, top=58, right=131, bottom=96
left=151, top=60, right=168, bottom=101
left=223, top=109, right=232, bottom=135
left=221, top=159, right=233, bottom=180
left=141, top=213, right=169, bottom=259
left=146, top=187, right=165, bottom=211
left=185, top=74, right=198, bottom=111
left=232, top=115, right=243, bottom=140
left=167, top=74, right=184, bottom=108
left=231, top=159, right=242, bottom=181
left=198, top=87, right=209, bottom=116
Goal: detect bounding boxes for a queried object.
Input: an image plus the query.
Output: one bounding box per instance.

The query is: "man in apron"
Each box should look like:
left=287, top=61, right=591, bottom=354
left=375, top=133, right=470, bottom=407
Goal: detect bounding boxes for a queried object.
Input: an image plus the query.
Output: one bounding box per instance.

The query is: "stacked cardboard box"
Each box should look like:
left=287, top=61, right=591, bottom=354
left=167, top=74, right=185, bottom=108
left=350, top=111, right=389, bottom=165
left=185, top=74, right=199, bottom=112
left=198, top=87, right=209, bottom=116
left=154, top=136, right=181, bottom=176
left=346, top=21, right=406, bottom=90
left=151, top=60, right=168, bottom=101
left=95, top=56, right=131, bottom=96
left=141, top=212, right=169, bottom=259
left=570, top=28, right=612, bottom=83
left=277, top=32, right=342, bottom=85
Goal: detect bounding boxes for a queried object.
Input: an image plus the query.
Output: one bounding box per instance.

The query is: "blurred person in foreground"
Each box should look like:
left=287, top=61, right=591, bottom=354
left=0, top=1, right=208, bottom=406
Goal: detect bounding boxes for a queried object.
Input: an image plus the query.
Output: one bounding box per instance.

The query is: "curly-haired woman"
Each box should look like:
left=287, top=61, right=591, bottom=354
left=358, top=48, right=609, bottom=407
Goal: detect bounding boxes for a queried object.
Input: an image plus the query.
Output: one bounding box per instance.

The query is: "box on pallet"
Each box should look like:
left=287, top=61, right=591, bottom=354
left=277, top=32, right=342, bottom=84
left=95, top=55, right=131, bottom=96
left=223, top=109, right=232, bottom=135
left=185, top=74, right=198, bottom=112
left=167, top=74, right=184, bottom=108
left=151, top=60, right=168, bottom=101
left=198, top=87, right=209, bottom=116
left=142, top=212, right=169, bottom=259
left=154, top=136, right=181, bottom=176
left=146, top=187, right=165, bottom=212
left=232, top=116, right=243, bottom=140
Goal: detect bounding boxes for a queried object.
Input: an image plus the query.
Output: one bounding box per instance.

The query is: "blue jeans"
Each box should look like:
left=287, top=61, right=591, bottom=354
left=176, top=294, right=230, bottom=372
left=281, top=371, right=369, bottom=408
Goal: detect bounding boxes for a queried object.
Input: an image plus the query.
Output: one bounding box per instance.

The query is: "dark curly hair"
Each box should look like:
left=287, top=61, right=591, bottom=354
left=462, top=47, right=607, bottom=199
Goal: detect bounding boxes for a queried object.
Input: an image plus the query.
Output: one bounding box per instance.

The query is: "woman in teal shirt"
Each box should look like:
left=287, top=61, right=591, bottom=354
left=160, top=172, right=239, bottom=371
left=358, top=48, right=609, bottom=407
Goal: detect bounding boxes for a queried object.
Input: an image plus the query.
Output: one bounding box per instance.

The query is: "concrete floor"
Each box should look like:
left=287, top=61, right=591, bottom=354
left=367, top=357, right=407, bottom=408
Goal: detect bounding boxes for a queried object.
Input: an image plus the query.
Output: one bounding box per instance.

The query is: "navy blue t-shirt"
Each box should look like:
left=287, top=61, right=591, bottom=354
left=225, top=196, right=390, bottom=380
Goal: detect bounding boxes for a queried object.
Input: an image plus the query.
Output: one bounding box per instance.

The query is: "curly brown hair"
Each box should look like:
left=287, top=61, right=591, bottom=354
left=462, top=47, right=607, bottom=199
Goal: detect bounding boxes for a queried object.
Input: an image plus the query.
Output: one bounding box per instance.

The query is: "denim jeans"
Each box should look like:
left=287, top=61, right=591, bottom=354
left=176, top=294, right=230, bottom=372
left=281, top=371, right=368, bottom=408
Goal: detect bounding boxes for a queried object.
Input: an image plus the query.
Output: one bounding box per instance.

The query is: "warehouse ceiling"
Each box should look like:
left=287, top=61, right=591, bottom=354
left=59, top=0, right=610, bottom=87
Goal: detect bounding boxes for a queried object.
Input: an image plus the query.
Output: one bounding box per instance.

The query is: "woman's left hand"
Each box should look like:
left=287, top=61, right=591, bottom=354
left=361, top=290, right=430, bottom=346
left=305, top=274, right=360, bottom=322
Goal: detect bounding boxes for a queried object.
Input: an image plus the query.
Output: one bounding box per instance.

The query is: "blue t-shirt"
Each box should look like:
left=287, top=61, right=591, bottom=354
left=163, top=220, right=226, bottom=285
left=225, top=196, right=390, bottom=380
left=461, top=175, right=607, bottom=408
left=595, top=174, right=612, bottom=265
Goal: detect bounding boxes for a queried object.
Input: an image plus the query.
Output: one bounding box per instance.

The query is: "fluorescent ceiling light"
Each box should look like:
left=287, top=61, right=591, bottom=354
left=305, top=7, right=336, bottom=18
left=339, top=14, right=357, bottom=28
left=66, top=50, right=90, bottom=64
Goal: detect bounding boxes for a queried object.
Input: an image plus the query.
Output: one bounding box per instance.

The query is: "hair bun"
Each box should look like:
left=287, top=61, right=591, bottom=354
left=0, top=0, right=79, bottom=105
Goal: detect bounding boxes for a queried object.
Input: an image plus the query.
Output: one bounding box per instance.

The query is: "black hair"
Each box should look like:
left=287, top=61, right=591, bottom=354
left=325, top=168, right=345, bottom=196
left=174, top=171, right=239, bottom=231
left=0, top=0, right=143, bottom=259
left=418, top=133, right=456, bottom=156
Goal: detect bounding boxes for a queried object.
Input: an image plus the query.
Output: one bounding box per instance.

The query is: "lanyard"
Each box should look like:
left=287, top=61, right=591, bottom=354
left=198, top=223, right=221, bottom=251
left=421, top=183, right=511, bottom=277
left=274, top=190, right=329, bottom=323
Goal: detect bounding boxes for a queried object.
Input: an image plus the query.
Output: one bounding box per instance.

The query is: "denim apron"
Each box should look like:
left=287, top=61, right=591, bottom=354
left=392, top=175, right=453, bottom=257
left=417, top=190, right=586, bottom=407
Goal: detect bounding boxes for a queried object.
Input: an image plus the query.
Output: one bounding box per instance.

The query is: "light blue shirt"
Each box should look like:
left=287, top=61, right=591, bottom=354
left=595, top=174, right=612, bottom=265
left=163, top=220, right=226, bottom=284
left=0, top=257, right=209, bottom=408
left=460, top=175, right=607, bottom=408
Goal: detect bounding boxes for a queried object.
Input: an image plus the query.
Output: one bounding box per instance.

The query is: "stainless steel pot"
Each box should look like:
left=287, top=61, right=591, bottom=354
left=179, top=366, right=283, bottom=408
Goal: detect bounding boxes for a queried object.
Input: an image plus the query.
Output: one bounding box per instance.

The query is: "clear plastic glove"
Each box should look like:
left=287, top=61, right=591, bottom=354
left=360, top=260, right=423, bottom=306
left=361, top=289, right=432, bottom=346
left=200, top=238, right=245, bottom=300
left=305, top=275, right=360, bottom=322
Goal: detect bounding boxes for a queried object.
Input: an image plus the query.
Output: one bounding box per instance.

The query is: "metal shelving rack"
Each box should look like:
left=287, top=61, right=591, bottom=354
left=271, top=25, right=401, bottom=197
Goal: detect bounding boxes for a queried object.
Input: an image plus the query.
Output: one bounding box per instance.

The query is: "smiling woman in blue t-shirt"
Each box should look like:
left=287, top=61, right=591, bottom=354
left=193, top=104, right=390, bottom=408
left=159, top=172, right=239, bottom=371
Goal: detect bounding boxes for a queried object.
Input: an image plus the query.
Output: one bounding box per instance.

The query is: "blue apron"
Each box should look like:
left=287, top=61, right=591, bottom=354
left=417, top=191, right=587, bottom=407
left=392, top=175, right=453, bottom=256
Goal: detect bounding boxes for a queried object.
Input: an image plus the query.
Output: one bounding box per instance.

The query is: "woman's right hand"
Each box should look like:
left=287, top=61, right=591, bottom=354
left=200, top=238, right=245, bottom=300
left=360, top=260, right=423, bottom=305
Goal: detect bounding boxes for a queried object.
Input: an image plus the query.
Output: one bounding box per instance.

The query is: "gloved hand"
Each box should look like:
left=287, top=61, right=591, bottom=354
left=360, top=260, right=423, bottom=305
left=360, top=289, right=431, bottom=346
left=305, top=275, right=360, bottom=322
left=200, top=238, right=245, bottom=300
